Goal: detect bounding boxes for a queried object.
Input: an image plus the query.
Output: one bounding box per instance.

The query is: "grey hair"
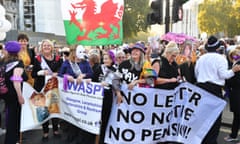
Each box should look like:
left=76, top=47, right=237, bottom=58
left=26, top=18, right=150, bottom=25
left=129, top=52, right=145, bottom=71
left=116, top=51, right=125, bottom=57
left=162, top=41, right=179, bottom=56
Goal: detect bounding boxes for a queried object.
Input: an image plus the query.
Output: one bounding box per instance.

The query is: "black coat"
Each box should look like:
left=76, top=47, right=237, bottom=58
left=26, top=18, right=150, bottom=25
left=91, top=63, right=101, bottom=82
left=154, top=56, right=180, bottom=90
left=226, top=60, right=240, bottom=113
left=179, top=61, right=196, bottom=84
left=3, top=60, right=28, bottom=103
left=31, top=55, right=62, bottom=92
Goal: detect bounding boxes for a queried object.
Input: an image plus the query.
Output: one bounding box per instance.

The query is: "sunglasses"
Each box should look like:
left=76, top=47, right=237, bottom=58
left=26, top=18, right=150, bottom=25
left=232, top=55, right=240, bottom=61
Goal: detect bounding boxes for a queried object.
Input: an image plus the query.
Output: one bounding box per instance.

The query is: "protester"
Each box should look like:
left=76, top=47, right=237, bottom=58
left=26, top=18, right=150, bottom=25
left=197, top=44, right=207, bottom=58
left=75, top=45, right=93, bottom=79
left=179, top=60, right=196, bottom=84
left=88, top=50, right=101, bottom=82
left=87, top=50, right=102, bottom=143
left=150, top=41, right=181, bottom=144
left=17, top=33, right=35, bottom=86
left=59, top=45, right=94, bottom=143
left=92, top=46, right=103, bottom=64
left=224, top=47, right=240, bottom=143
left=96, top=42, right=145, bottom=144
left=60, top=46, right=70, bottom=61
left=115, top=50, right=126, bottom=67
left=1, top=41, right=28, bottom=144
left=114, top=42, right=147, bottom=107
left=122, top=43, right=131, bottom=59
left=0, top=44, right=6, bottom=136
left=96, top=50, right=119, bottom=144
left=176, top=40, right=197, bottom=84
left=151, top=41, right=180, bottom=90
left=58, top=46, right=92, bottom=83
left=75, top=45, right=95, bottom=143
left=31, top=39, right=63, bottom=141
left=194, top=35, right=240, bottom=144
left=178, top=41, right=197, bottom=84
left=120, top=42, right=146, bottom=84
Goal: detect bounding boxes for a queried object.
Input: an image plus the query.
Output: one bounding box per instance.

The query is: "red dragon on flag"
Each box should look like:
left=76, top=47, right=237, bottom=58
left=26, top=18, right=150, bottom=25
left=61, top=0, right=124, bottom=46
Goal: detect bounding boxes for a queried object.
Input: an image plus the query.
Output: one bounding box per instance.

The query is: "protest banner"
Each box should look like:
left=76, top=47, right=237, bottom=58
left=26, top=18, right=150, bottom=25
left=20, top=78, right=226, bottom=143
left=20, top=77, right=104, bottom=134
left=105, top=82, right=226, bottom=144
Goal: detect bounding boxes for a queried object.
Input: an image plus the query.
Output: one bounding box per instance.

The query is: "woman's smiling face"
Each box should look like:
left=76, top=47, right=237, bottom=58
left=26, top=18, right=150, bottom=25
left=103, top=54, right=113, bottom=66
left=131, top=48, right=142, bottom=62
left=41, top=41, right=53, bottom=54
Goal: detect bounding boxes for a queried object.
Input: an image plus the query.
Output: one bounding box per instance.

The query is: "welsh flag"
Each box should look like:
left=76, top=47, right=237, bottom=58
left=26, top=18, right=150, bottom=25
left=60, top=0, right=124, bottom=46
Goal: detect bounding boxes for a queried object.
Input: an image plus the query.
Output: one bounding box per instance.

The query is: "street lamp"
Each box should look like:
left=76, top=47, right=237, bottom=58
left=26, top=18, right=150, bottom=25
left=165, top=0, right=170, bottom=33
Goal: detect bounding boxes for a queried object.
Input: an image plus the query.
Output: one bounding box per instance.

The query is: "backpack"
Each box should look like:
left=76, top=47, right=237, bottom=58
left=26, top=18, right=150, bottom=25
left=0, top=61, right=19, bottom=95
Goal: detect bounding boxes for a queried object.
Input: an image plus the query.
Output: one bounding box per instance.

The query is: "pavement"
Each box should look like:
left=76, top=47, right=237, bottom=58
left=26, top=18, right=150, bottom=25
left=0, top=98, right=236, bottom=144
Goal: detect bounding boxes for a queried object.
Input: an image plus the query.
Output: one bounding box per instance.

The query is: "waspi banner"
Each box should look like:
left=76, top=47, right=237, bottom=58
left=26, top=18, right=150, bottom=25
left=105, top=82, right=226, bottom=144
left=20, top=77, right=104, bottom=134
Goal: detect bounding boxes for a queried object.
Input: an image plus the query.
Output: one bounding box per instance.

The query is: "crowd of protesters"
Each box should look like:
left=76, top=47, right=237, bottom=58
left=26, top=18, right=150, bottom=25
left=0, top=33, right=240, bottom=144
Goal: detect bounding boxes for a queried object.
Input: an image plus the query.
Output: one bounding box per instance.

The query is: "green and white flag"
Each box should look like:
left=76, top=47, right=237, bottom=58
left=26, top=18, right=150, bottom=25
left=60, top=0, right=124, bottom=46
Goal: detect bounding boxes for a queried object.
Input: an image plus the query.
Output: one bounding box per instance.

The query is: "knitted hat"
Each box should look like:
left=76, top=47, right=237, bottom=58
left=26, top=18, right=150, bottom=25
left=205, top=35, right=220, bottom=52
left=5, top=41, right=21, bottom=54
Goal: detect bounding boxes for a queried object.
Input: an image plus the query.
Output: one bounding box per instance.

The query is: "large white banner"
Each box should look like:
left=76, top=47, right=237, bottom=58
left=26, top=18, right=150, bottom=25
left=105, top=82, right=226, bottom=144
left=20, top=77, right=104, bottom=134
left=20, top=78, right=226, bottom=143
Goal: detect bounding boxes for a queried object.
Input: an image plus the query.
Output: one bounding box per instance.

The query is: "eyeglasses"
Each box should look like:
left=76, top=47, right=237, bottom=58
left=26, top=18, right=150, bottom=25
left=117, top=56, right=125, bottom=59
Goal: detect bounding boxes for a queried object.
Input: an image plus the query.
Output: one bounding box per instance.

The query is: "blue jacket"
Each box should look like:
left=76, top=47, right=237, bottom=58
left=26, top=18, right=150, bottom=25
left=58, top=60, right=93, bottom=79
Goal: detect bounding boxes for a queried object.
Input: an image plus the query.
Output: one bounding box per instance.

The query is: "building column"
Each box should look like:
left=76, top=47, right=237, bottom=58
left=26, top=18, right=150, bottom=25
left=19, top=0, right=24, bottom=30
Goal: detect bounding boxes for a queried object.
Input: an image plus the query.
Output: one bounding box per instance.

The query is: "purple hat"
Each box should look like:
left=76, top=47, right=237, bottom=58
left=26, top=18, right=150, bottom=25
left=130, top=42, right=146, bottom=54
left=5, top=41, right=21, bottom=54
